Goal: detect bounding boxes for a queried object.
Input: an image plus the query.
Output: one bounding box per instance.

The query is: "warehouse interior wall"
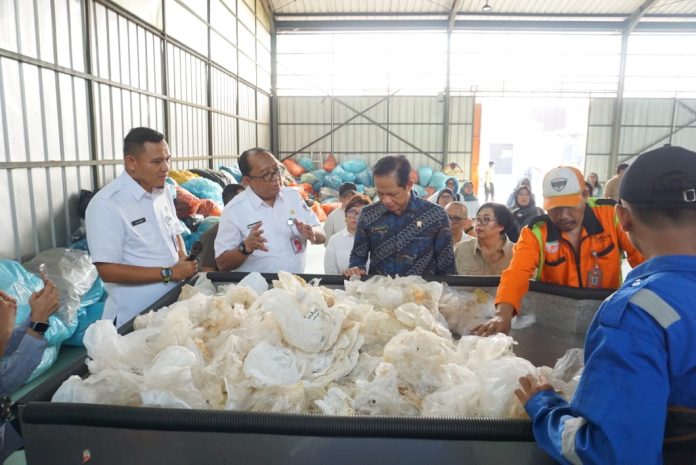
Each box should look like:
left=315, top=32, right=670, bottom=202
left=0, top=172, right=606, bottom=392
left=277, top=95, right=474, bottom=176
left=586, top=98, right=696, bottom=182
left=0, top=0, right=271, bottom=262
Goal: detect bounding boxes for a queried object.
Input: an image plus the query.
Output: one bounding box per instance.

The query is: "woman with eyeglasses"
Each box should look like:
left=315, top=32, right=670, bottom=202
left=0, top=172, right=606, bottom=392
left=324, top=194, right=372, bottom=274
left=454, top=202, right=516, bottom=276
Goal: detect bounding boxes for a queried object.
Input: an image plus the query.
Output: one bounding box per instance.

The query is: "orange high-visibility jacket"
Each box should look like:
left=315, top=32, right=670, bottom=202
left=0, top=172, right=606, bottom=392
left=495, top=198, right=644, bottom=311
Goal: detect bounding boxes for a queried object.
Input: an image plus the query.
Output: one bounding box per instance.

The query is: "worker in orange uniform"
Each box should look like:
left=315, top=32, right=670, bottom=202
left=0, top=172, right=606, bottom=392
left=473, top=166, right=644, bottom=336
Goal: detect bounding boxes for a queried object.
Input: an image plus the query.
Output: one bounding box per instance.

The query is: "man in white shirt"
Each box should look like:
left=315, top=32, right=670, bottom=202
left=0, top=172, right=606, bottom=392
left=215, top=148, right=325, bottom=273
left=323, top=182, right=357, bottom=246
left=445, top=201, right=474, bottom=244
left=85, top=127, right=197, bottom=326
left=484, top=160, right=496, bottom=202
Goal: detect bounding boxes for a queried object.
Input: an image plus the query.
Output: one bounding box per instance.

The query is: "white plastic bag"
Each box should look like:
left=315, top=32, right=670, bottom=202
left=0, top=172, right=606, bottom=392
left=243, top=340, right=304, bottom=386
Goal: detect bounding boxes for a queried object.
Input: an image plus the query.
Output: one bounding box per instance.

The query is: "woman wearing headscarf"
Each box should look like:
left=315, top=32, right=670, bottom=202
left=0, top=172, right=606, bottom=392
left=511, top=185, right=544, bottom=230
left=586, top=172, right=603, bottom=197
left=460, top=180, right=480, bottom=219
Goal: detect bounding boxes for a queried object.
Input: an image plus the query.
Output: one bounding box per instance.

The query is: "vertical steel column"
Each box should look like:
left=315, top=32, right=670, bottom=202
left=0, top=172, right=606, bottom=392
left=207, top=0, right=214, bottom=168
left=668, top=97, right=677, bottom=145
left=608, top=30, right=629, bottom=176
left=608, top=0, right=657, bottom=173
left=270, top=30, right=279, bottom=156
left=442, top=30, right=451, bottom=170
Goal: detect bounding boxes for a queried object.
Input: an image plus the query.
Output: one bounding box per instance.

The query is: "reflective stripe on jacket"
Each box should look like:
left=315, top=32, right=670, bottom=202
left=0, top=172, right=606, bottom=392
left=495, top=198, right=644, bottom=311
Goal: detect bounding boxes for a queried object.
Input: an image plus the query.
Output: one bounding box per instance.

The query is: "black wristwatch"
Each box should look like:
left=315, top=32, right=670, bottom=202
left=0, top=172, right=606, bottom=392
left=238, top=241, right=252, bottom=256
left=29, top=320, right=50, bottom=334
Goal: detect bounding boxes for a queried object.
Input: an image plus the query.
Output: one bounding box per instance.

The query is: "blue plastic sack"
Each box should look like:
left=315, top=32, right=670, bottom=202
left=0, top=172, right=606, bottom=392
left=298, top=158, right=315, bottom=171
left=340, top=159, right=368, bottom=173
left=413, top=184, right=427, bottom=197
left=355, top=184, right=365, bottom=193
left=310, top=169, right=328, bottom=183
left=300, top=173, right=319, bottom=186
left=26, top=344, right=60, bottom=383
left=323, top=173, right=342, bottom=191
left=80, top=277, right=105, bottom=308
left=418, top=166, right=433, bottom=187
left=179, top=220, right=192, bottom=237
left=355, top=169, right=374, bottom=187
left=428, top=171, right=448, bottom=190
left=332, top=165, right=357, bottom=183
left=63, top=301, right=105, bottom=347
left=181, top=178, right=223, bottom=206
left=220, top=165, right=243, bottom=183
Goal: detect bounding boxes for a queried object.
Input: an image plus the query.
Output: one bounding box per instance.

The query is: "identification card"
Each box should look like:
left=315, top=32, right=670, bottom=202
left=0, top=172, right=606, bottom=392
left=290, top=234, right=304, bottom=254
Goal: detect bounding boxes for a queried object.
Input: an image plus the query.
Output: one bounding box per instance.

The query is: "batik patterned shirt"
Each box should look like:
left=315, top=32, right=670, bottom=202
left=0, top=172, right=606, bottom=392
left=349, top=192, right=456, bottom=276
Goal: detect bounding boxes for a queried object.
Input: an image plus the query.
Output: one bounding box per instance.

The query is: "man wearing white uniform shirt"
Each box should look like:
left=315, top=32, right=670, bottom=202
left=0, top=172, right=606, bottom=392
left=215, top=148, right=325, bottom=273
left=86, top=127, right=197, bottom=327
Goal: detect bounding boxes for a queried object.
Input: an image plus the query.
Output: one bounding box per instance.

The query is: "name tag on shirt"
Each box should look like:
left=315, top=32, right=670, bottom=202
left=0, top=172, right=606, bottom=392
left=131, top=217, right=146, bottom=226
left=290, top=234, right=304, bottom=254
left=372, top=225, right=388, bottom=234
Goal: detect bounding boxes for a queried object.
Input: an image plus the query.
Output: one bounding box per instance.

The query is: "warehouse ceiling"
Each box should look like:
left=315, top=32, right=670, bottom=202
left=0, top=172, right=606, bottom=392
left=268, top=0, right=696, bottom=30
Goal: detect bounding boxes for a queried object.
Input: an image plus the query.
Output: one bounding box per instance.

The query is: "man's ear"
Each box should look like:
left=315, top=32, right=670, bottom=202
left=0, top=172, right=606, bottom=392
left=615, top=202, right=633, bottom=233
left=124, top=154, right=137, bottom=171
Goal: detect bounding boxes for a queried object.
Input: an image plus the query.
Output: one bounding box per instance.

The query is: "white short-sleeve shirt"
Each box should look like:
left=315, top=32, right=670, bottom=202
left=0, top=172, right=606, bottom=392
left=214, top=187, right=320, bottom=273
left=324, top=228, right=354, bottom=274
left=85, top=171, right=183, bottom=326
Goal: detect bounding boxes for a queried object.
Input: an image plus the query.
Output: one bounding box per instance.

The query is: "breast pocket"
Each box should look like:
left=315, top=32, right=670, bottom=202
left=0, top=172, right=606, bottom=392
left=544, top=256, right=567, bottom=267
left=126, top=222, right=156, bottom=248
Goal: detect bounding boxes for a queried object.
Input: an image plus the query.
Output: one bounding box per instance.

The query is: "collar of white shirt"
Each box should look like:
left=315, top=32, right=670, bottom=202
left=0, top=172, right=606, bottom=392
left=245, top=186, right=287, bottom=208
left=119, top=171, right=164, bottom=202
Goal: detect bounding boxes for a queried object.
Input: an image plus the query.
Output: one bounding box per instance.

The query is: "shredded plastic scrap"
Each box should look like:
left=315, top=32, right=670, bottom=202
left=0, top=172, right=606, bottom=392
left=53, top=272, right=580, bottom=419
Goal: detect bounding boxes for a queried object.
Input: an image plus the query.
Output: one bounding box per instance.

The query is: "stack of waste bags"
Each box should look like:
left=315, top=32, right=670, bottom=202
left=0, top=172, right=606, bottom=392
left=282, top=155, right=457, bottom=205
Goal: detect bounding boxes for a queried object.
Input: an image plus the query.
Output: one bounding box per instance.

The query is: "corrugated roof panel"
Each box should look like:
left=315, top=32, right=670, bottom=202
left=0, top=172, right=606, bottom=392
left=270, top=0, right=696, bottom=17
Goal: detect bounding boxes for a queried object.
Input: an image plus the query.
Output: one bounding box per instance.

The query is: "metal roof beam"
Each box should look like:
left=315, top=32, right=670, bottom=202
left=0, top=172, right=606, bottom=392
left=625, top=0, right=658, bottom=33
left=448, top=0, right=466, bottom=32
left=275, top=19, right=696, bottom=32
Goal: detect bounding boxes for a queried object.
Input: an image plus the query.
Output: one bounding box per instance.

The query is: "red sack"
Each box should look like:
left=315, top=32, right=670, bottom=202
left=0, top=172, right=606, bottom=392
left=322, top=202, right=342, bottom=215
left=311, top=201, right=327, bottom=222
left=283, top=158, right=305, bottom=177
left=300, top=183, right=314, bottom=194
left=175, top=186, right=201, bottom=219
left=323, top=154, right=338, bottom=172
left=410, top=169, right=419, bottom=184
left=196, top=199, right=222, bottom=217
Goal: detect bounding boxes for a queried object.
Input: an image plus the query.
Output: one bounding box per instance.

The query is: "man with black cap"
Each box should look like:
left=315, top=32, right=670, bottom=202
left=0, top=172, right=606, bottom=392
left=516, top=146, right=696, bottom=465
left=323, top=182, right=357, bottom=246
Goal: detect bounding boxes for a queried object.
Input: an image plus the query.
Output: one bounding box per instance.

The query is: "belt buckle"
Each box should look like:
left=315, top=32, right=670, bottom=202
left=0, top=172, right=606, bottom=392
left=0, top=396, right=12, bottom=422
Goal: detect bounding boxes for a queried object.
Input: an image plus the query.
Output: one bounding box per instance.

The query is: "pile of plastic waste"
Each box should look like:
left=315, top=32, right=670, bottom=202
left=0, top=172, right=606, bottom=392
left=53, top=273, right=583, bottom=417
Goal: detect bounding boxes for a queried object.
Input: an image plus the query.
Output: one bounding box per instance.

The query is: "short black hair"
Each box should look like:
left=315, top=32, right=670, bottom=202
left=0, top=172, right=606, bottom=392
left=584, top=181, right=594, bottom=196
left=372, top=155, right=411, bottom=187
left=222, top=184, right=246, bottom=205
left=238, top=147, right=273, bottom=177
left=478, top=202, right=516, bottom=235
left=123, top=127, right=164, bottom=157
left=617, top=163, right=629, bottom=174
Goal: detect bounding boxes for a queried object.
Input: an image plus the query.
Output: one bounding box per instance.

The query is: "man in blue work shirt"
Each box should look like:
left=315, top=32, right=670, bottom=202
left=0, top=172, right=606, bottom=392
left=344, top=155, right=455, bottom=277
left=515, top=145, right=696, bottom=465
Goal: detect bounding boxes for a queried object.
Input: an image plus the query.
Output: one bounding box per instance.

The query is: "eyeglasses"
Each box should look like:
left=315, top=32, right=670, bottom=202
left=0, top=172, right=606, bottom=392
left=473, top=216, right=496, bottom=226
left=248, top=166, right=284, bottom=182
left=448, top=215, right=464, bottom=223
left=346, top=208, right=362, bottom=218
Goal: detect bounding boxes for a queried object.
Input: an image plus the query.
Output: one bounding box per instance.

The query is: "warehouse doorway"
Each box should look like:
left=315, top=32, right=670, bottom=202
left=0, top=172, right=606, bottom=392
left=477, top=97, right=589, bottom=205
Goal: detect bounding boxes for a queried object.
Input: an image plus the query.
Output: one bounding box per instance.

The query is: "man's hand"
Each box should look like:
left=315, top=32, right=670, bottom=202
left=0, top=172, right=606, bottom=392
left=471, top=303, right=514, bottom=336
left=515, top=374, right=554, bottom=406
left=171, top=258, right=198, bottom=281
left=343, top=267, right=367, bottom=278
left=29, top=280, right=60, bottom=323
left=244, top=222, right=269, bottom=253
left=294, top=219, right=316, bottom=243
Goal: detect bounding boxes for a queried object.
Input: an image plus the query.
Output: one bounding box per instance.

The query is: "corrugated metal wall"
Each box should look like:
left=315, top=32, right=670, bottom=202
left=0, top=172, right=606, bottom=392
left=278, top=95, right=474, bottom=176
left=0, top=0, right=271, bottom=261
left=586, top=98, right=696, bottom=181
